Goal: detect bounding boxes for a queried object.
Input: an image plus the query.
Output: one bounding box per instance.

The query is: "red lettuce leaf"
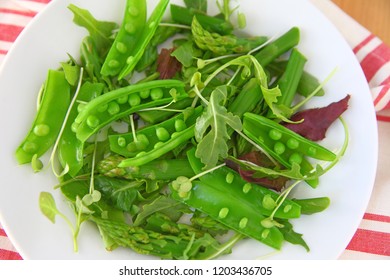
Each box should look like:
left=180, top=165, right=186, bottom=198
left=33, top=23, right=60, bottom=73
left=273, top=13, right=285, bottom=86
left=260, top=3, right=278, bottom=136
left=157, top=48, right=182, bottom=79
left=282, top=94, right=350, bottom=141
left=226, top=151, right=288, bottom=192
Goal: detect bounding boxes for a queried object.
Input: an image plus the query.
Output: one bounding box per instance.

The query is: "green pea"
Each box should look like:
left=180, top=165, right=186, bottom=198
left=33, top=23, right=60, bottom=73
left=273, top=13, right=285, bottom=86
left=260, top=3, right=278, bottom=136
left=242, top=183, right=252, bottom=194
left=283, top=205, right=292, bottom=213
left=218, top=207, right=229, bottom=219
left=136, top=151, right=147, bottom=157
left=33, top=124, right=50, bottom=137
left=269, top=129, right=282, bottom=140
left=115, top=42, right=128, bottom=54
left=127, top=142, right=137, bottom=153
left=97, top=103, right=108, bottom=113
left=140, top=90, right=150, bottom=99
left=261, top=229, right=270, bottom=239
left=126, top=56, right=135, bottom=65
left=171, top=131, right=181, bottom=139
left=274, top=142, right=286, bottom=155
left=128, top=93, right=141, bottom=107
left=124, top=23, right=136, bottom=34
left=154, top=142, right=164, bottom=148
left=128, top=6, right=139, bottom=16
left=150, top=88, right=164, bottom=100
left=156, top=127, right=170, bottom=141
left=289, top=153, right=303, bottom=165
left=148, top=21, right=156, bottom=29
left=86, top=115, right=100, bottom=128
left=108, top=59, right=120, bottom=68
left=307, top=147, right=317, bottom=157
left=107, top=102, right=120, bottom=115
left=135, top=134, right=149, bottom=150
left=77, top=103, right=86, bottom=113
left=117, top=137, right=126, bottom=148
left=287, top=138, right=299, bottom=149
left=174, top=119, right=187, bottom=132
left=225, top=172, right=234, bottom=184
left=239, top=217, right=248, bottom=229
left=22, top=142, right=37, bottom=153
left=117, top=95, right=128, bottom=104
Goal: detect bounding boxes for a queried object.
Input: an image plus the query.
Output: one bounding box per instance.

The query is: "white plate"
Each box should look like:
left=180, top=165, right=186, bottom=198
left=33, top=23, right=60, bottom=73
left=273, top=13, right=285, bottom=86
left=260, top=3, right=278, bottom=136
left=0, top=0, right=378, bottom=260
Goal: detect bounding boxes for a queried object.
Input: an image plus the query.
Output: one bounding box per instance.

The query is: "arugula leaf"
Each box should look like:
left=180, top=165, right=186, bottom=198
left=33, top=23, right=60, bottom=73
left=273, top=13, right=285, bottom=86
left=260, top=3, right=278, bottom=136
left=171, top=41, right=195, bottom=68
left=277, top=220, right=310, bottom=252
left=67, top=4, right=117, bottom=56
left=133, top=195, right=189, bottom=226
left=195, top=85, right=242, bottom=169
left=60, top=62, right=80, bottom=86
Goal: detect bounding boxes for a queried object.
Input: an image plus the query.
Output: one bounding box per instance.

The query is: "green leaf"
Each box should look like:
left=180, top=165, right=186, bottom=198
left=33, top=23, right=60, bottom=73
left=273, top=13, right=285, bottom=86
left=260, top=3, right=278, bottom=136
left=60, top=62, right=80, bottom=86
left=133, top=196, right=189, bottom=226
left=67, top=4, right=117, bottom=56
left=195, top=86, right=242, bottom=169
left=171, top=41, right=195, bottom=68
left=39, top=192, right=59, bottom=223
left=278, top=220, right=310, bottom=252
left=94, top=176, right=142, bottom=212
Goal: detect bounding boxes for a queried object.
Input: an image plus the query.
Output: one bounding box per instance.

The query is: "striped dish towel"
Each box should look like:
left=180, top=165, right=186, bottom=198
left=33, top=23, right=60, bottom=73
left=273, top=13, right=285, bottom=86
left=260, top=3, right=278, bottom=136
left=0, top=0, right=389, bottom=260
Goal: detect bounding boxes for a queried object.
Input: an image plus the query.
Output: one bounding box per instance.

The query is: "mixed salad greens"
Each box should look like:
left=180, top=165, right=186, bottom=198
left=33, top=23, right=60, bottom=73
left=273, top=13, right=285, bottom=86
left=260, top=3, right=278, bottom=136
left=15, top=0, right=350, bottom=259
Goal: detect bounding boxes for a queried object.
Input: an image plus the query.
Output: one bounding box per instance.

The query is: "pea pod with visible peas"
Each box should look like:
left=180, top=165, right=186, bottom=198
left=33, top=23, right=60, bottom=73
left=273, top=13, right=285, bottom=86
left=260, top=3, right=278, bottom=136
left=243, top=112, right=336, bottom=168
left=186, top=148, right=302, bottom=220
left=109, top=106, right=202, bottom=158
left=15, top=70, right=71, bottom=164
left=73, top=79, right=188, bottom=142
left=118, top=124, right=196, bottom=168
left=58, top=81, right=105, bottom=177
left=171, top=179, right=284, bottom=250
left=118, top=0, right=170, bottom=79
left=100, top=0, right=146, bottom=77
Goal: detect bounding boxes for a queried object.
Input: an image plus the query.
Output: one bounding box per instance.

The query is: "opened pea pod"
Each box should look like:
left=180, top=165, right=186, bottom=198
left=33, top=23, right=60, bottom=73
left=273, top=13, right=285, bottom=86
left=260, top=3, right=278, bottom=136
left=243, top=113, right=337, bottom=168
left=15, top=70, right=71, bottom=165
left=73, top=79, right=188, bottom=143
left=109, top=106, right=202, bottom=159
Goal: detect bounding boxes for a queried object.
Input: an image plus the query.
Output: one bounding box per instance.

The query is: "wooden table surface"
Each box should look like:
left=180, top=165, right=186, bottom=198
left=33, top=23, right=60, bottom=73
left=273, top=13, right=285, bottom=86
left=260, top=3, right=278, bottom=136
left=332, top=0, right=390, bottom=46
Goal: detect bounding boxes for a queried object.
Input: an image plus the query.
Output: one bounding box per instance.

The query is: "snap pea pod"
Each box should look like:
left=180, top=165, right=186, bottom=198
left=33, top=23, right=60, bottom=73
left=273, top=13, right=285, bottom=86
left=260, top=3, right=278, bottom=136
left=15, top=70, right=71, bottom=164
left=276, top=48, right=307, bottom=107
left=97, top=154, right=195, bottom=181
left=58, top=82, right=105, bottom=177
left=100, top=0, right=146, bottom=77
left=73, top=79, right=188, bottom=142
left=118, top=0, right=170, bottom=79
left=254, top=27, right=300, bottom=67
left=242, top=113, right=336, bottom=168
left=267, top=60, right=325, bottom=97
left=170, top=4, right=233, bottom=35
left=109, top=106, right=202, bottom=158
left=118, top=124, right=196, bottom=168
left=227, top=78, right=262, bottom=117
left=186, top=148, right=301, bottom=220
left=171, top=179, right=284, bottom=250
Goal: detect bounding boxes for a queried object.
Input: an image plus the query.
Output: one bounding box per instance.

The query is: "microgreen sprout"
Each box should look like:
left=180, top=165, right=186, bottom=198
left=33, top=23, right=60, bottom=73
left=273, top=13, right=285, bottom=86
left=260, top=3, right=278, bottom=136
left=171, top=163, right=226, bottom=199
